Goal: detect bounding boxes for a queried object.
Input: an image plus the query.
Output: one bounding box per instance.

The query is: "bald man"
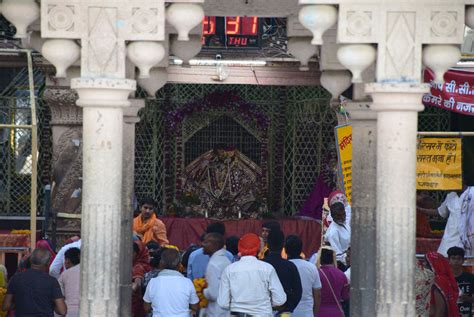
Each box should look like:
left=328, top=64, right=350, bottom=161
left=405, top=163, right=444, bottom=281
left=3, top=249, right=67, bottom=316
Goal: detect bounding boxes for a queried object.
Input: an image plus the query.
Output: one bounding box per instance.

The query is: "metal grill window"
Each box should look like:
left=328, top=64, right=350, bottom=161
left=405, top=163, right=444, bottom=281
left=0, top=66, right=49, bottom=216
left=184, top=115, right=261, bottom=166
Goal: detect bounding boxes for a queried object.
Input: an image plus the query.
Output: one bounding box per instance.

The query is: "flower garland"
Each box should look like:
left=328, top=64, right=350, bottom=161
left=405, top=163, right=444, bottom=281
left=0, top=287, right=6, bottom=317
left=193, top=278, right=208, bottom=308
left=10, top=230, right=31, bottom=234
left=165, top=90, right=270, bottom=134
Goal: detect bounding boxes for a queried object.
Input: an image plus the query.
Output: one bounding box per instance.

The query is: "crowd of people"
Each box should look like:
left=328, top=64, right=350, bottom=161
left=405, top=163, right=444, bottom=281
left=2, top=185, right=474, bottom=317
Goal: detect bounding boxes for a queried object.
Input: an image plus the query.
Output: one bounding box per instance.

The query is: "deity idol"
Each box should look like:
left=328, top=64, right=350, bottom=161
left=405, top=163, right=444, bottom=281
left=182, top=144, right=264, bottom=219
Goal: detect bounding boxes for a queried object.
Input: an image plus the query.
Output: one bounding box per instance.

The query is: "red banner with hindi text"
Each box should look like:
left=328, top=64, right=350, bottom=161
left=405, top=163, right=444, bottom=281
left=423, top=68, right=474, bottom=116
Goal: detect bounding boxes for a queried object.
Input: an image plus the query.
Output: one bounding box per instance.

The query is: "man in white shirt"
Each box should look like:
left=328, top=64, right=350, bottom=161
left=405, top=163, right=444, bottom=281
left=418, top=187, right=474, bottom=257
left=217, top=233, right=286, bottom=317
left=325, top=202, right=350, bottom=264
left=285, top=235, right=321, bottom=317
left=203, top=233, right=231, bottom=317
left=144, top=248, right=199, bottom=317
left=58, top=247, right=81, bottom=317
left=49, top=239, right=81, bottom=278
left=419, top=191, right=463, bottom=256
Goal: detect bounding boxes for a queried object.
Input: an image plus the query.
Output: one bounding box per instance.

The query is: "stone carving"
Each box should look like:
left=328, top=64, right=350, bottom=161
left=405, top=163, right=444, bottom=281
left=431, top=11, right=457, bottom=37
left=338, top=4, right=378, bottom=43
left=44, top=88, right=82, bottom=125
left=326, top=2, right=465, bottom=82
left=44, top=88, right=82, bottom=232
left=346, top=11, right=372, bottom=37
left=87, top=7, right=121, bottom=75
left=384, top=12, right=417, bottom=79
left=42, top=1, right=80, bottom=38
left=132, top=7, right=163, bottom=38
left=51, top=127, right=83, bottom=230
left=46, top=4, right=76, bottom=33
left=41, top=0, right=165, bottom=78
left=426, top=7, right=465, bottom=44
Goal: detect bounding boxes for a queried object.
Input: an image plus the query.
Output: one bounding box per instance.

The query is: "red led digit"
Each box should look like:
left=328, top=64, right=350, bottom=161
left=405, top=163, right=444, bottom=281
left=202, top=16, right=215, bottom=35
left=241, top=17, right=258, bottom=35
left=251, top=17, right=258, bottom=35
left=226, top=17, right=241, bottom=35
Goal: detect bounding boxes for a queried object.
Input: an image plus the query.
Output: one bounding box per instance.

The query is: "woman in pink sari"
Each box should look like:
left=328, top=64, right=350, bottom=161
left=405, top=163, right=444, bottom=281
left=317, top=247, right=350, bottom=317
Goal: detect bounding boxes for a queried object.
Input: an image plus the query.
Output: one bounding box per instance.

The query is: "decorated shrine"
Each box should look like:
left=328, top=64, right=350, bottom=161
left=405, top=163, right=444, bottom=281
left=134, top=84, right=338, bottom=220
left=1, top=1, right=474, bottom=315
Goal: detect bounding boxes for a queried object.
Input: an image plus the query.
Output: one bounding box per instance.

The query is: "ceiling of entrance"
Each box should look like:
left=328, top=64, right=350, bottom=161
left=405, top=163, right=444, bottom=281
left=203, top=0, right=299, bottom=17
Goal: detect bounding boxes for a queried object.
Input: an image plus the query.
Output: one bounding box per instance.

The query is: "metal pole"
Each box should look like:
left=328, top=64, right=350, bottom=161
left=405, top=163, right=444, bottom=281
left=416, top=254, right=474, bottom=259
left=43, top=184, right=51, bottom=238
left=0, top=124, right=33, bottom=128
left=417, top=131, right=474, bottom=136
left=26, top=50, right=38, bottom=249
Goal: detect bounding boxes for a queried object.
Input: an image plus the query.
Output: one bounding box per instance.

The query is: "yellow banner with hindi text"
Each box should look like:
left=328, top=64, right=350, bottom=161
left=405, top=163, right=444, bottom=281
left=335, top=125, right=352, bottom=203
left=416, top=138, right=462, bottom=190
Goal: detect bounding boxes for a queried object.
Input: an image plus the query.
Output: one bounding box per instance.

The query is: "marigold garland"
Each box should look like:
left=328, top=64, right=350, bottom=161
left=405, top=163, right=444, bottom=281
left=10, top=230, right=31, bottom=234
left=193, top=278, right=208, bottom=308
left=0, top=287, right=7, bottom=317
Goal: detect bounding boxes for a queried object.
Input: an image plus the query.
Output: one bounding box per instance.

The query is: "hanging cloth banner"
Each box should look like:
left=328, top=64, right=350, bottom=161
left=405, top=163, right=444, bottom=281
left=335, top=124, right=352, bottom=203
left=416, top=138, right=462, bottom=190
left=422, top=68, right=474, bottom=116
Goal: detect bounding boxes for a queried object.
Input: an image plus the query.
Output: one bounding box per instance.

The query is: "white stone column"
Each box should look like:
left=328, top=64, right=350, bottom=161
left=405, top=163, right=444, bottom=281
left=345, top=101, right=377, bottom=317
left=71, top=78, right=136, bottom=317
left=119, top=99, right=144, bottom=317
left=366, top=83, right=428, bottom=316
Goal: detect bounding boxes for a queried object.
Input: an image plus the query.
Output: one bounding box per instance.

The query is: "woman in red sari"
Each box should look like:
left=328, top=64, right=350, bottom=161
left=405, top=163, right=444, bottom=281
left=132, top=240, right=151, bottom=317
left=426, top=252, right=460, bottom=317
left=35, top=240, right=56, bottom=266
left=18, top=239, right=56, bottom=272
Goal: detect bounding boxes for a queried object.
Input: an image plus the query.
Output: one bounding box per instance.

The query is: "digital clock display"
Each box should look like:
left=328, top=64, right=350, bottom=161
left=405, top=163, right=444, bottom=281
left=202, top=16, right=261, bottom=49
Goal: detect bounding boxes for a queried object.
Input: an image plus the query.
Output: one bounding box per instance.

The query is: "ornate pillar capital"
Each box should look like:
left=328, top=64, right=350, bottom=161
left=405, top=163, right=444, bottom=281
left=366, top=83, right=429, bottom=112
left=71, top=78, right=136, bottom=109
left=43, top=88, right=82, bottom=126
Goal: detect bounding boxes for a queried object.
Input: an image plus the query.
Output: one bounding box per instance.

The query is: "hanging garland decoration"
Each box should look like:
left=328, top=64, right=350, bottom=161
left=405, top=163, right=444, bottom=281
left=165, top=90, right=271, bottom=135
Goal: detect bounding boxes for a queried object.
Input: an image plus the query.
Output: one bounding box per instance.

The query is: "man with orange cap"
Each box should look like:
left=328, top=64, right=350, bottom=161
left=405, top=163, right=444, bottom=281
left=217, top=233, right=286, bottom=317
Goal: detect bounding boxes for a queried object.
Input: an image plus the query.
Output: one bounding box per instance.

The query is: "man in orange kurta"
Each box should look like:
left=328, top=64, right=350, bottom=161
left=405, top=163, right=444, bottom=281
left=133, top=198, right=169, bottom=246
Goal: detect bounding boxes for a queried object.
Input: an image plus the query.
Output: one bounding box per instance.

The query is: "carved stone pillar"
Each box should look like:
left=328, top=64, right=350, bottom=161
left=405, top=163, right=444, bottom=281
left=119, top=99, right=145, bottom=317
left=345, top=101, right=377, bottom=317
left=367, top=83, right=428, bottom=316
left=72, top=78, right=135, bottom=316
left=43, top=87, right=83, bottom=238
